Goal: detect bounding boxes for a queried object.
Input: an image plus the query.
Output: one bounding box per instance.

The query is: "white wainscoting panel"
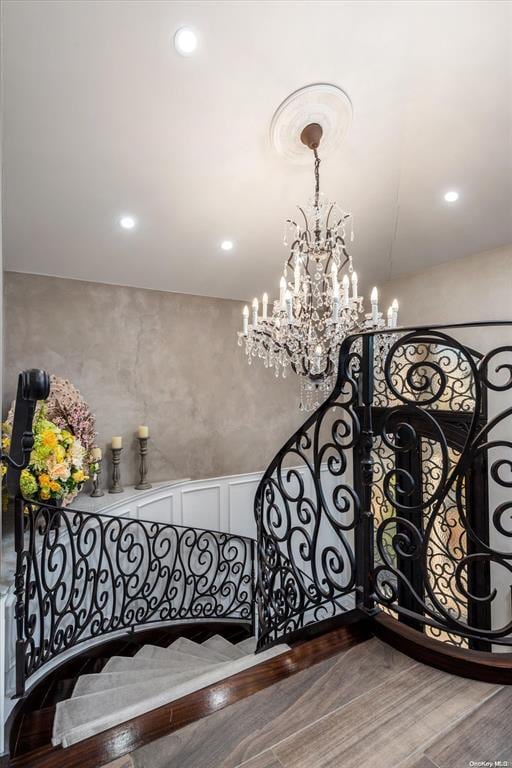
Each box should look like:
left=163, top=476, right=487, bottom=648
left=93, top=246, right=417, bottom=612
left=136, top=492, right=174, bottom=526
left=227, top=478, right=260, bottom=539
left=181, top=484, right=222, bottom=530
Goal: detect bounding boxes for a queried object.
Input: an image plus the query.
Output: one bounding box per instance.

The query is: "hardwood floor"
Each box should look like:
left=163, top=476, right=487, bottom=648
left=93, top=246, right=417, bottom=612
left=8, top=614, right=371, bottom=768
left=8, top=616, right=511, bottom=768
left=112, top=637, right=507, bottom=768
left=8, top=622, right=252, bottom=767
left=374, top=611, right=512, bottom=683
left=425, top=686, right=512, bottom=768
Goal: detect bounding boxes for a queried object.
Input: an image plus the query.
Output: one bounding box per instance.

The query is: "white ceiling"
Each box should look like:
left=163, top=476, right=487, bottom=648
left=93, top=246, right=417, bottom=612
left=3, top=0, right=512, bottom=301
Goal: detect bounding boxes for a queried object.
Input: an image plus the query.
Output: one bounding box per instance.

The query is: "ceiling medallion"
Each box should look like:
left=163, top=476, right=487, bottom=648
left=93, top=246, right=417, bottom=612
left=270, top=83, right=353, bottom=163
left=239, top=111, right=400, bottom=411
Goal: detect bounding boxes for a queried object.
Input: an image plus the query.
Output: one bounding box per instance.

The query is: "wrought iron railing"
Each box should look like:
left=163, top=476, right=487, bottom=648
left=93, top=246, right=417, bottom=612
left=5, top=322, right=512, bottom=693
left=256, top=321, right=512, bottom=652
left=4, top=371, right=255, bottom=696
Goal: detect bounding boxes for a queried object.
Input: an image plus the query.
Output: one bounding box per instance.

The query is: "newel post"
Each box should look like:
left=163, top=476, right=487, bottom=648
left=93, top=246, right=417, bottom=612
left=4, top=369, right=50, bottom=696
left=355, top=336, right=375, bottom=613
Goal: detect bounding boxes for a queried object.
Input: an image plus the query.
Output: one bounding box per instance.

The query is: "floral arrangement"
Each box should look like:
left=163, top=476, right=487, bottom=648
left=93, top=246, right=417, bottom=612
left=2, top=376, right=97, bottom=505
left=45, top=376, right=97, bottom=454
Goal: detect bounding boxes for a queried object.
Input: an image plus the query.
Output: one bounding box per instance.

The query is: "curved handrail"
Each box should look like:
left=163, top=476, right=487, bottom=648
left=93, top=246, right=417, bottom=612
left=14, top=499, right=254, bottom=691
left=3, top=372, right=255, bottom=696
left=255, top=321, right=512, bottom=655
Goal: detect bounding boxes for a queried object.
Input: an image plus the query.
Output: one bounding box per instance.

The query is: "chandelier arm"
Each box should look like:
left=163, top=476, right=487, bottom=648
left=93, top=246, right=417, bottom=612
left=297, top=207, right=309, bottom=233
left=334, top=236, right=351, bottom=264
left=325, top=203, right=335, bottom=230
left=251, top=330, right=304, bottom=377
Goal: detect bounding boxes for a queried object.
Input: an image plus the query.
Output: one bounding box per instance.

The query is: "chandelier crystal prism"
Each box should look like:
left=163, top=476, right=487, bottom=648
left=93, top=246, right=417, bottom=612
left=238, top=122, right=399, bottom=411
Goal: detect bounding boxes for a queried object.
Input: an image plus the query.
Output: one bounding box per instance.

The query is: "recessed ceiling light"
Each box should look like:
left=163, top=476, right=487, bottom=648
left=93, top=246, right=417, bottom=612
left=120, top=215, right=136, bottom=230
left=174, top=27, right=198, bottom=56
left=444, top=190, right=459, bottom=203
left=221, top=240, right=234, bottom=251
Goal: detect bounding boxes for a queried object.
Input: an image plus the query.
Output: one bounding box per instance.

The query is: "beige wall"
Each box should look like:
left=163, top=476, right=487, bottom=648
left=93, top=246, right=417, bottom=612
left=3, top=272, right=304, bottom=487
left=380, top=244, right=512, bottom=326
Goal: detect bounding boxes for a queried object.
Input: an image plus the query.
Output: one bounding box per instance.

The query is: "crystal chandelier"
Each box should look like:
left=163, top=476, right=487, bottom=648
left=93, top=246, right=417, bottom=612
left=238, top=123, right=399, bottom=411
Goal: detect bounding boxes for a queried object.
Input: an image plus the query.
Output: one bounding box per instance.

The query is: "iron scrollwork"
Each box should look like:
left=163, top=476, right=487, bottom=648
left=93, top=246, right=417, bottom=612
left=256, top=342, right=362, bottom=650
left=258, top=321, right=512, bottom=652
left=371, top=326, right=512, bottom=648
left=17, top=502, right=254, bottom=687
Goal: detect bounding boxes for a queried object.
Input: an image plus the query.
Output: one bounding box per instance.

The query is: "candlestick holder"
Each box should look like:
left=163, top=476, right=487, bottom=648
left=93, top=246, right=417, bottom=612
left=135, top=437, right=152, bottom=490
left=109, top=447, right=124, bottom=494
left=89, top=458, right=104, bottom=498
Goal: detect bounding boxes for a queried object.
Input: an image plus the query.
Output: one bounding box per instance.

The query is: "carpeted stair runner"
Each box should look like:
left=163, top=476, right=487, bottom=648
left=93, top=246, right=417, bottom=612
left=52, top=634, right=288, bottom=748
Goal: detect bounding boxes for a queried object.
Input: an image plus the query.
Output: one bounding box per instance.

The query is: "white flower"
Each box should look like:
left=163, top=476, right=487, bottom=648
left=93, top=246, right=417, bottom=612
left=69, top=439, right=86, bottom=469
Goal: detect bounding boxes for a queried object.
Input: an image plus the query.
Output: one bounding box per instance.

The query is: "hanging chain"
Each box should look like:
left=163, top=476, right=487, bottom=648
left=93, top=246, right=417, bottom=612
left=313, top=148, right=320, bottom=210
left=313, top=148, right=321, bottom=243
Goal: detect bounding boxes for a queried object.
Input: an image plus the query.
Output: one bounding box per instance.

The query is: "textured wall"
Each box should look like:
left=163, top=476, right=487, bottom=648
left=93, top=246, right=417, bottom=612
left=3, top=273, right=304, bottom=487
left=380, top=244, right=512, bottom=326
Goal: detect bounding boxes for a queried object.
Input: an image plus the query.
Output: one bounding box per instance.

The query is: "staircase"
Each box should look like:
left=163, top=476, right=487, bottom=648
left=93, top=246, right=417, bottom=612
left=51, top=633, right=288, bottom=748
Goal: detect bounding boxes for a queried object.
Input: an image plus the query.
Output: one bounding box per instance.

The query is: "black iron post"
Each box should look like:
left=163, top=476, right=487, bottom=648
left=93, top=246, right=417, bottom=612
left=355, top=335, right=375, bottom=612
left=4, top=369, right=50, bottom=696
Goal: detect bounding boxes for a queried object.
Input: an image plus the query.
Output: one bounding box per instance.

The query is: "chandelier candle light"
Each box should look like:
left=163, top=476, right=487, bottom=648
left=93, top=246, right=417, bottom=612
left=238, top=122, right=400, bottom=410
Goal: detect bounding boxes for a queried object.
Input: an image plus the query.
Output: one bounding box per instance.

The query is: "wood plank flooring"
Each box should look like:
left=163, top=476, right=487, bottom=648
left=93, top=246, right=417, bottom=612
left=112, top=637, right=508, bottom=768
left=425, top=686, right=512, bottom=768
left=10, top=617, right=371, bottom=768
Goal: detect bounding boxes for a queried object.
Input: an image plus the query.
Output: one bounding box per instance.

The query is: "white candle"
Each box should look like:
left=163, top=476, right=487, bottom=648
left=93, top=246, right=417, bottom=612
left=392, top=298, right=399, bottom=328
left=294, top=262, right=301, bottom=294
left=387, top=307, right=393, bottom=328
left=351, top=271, right=358, bottom=299
left=91, top=447, right=102, bottom=461
left=331, top=262, right=339, bottom=294
left=285, top=290, right=293, bottom=322
left=242, top=305, right=249, bottom=335
left=112, top=436, right=122, bottom=449
left=279, top=276, right=287, bottom=307
left=252, top=297, right=259, bottom=327
left=342, top=274, right=350, bottom=306
left=262, top=292, right=268, bottom=320
left=138, top=425, right=149, bottom=439
left=371, top=286, right=379, bottom=323
left=314, top=344, right=323, bottom=372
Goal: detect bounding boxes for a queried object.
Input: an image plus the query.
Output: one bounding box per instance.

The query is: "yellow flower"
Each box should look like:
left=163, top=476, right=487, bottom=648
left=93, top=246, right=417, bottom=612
left=39, top=473, right=51, bottom=487
left=41, top=430, right=58, bottom=450
left=20, top=469, right=38, bottom=497
left=72, top=470, right=85, bottom=484
left=50, top=481, right=61, bottom=493
left=54, top=445, right=65, bottom=463
left=40, top=489, right=50, bottom=500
